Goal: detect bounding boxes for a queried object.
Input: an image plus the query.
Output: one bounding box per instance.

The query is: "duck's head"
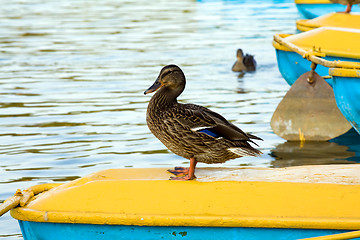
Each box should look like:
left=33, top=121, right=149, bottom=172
left=236, top=49, right=244, bottom=60
left=232, top=49, right=246, bottom=72
left=144, top=64, right=186, bottom=96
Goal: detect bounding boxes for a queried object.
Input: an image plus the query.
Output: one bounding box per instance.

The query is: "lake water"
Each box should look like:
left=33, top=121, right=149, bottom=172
left=1, top=0, right=360, bottom=239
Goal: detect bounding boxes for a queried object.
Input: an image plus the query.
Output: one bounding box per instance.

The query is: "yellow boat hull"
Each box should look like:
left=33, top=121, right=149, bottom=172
left=6, top=165, right=360, bottom=239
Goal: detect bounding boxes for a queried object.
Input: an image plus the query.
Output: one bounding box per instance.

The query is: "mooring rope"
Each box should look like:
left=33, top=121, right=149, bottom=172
left=0, top=183, right=61, bottom=216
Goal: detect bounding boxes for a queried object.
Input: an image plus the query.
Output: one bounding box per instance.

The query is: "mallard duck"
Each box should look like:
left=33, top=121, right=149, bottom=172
left=330, top=0, right=360, bottom=13
left=144, top=64, right=262, bottom=180
left=232, top=49, right=256, bottom=72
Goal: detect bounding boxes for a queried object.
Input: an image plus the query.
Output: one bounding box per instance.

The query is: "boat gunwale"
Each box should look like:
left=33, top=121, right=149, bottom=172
left=10, top=207, right=360, bottom=230
left=296, top=19, right=319, bottom=31
left=295, top=13, right=360, bottom=32
left=272, top=33, right=360, bottom=60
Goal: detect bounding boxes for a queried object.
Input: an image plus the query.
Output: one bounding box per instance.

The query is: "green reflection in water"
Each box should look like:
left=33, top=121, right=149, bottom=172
left=271, top=141, right=356, bottom=168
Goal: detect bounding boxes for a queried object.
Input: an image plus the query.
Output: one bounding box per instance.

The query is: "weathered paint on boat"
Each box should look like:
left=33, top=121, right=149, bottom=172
left=295, top=0, right=360, bottom=19
left=8, top=166, right=360, bottom=240
left=296, top=12, right=360, bottom=32
left=273, top=27, right=360, bottom=86
left=330, top=68, right=360, bottom=135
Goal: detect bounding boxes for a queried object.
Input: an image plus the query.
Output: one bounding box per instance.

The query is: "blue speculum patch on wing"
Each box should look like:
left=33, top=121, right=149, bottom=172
left=198, top=128, right=220, bottom=138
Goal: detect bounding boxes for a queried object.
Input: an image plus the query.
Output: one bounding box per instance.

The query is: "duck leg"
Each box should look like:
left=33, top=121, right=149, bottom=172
left=169, top=158, right=197, bottom=181
left=345, top=4, right=352, bottom=13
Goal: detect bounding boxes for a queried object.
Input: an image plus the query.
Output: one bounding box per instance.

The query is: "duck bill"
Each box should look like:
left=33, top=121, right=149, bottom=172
left=144, top=78, right=162, bottom=95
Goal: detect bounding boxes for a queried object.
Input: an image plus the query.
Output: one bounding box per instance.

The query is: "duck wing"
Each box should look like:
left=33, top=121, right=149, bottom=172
left=243, top=54, right=256, bottom=72
left=176, top=103, right=262, bottom=143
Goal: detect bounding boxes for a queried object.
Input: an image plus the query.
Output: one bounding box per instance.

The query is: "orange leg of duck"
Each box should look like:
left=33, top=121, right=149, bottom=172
left=169, top=158, right=197, bottom=181
left=337, top=4, right=352, bottom=13
left=345, top=4, right=352, bottom=13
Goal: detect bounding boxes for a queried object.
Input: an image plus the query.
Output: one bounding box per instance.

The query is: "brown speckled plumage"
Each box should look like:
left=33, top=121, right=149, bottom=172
left=145, top=65, right=262, bottom=179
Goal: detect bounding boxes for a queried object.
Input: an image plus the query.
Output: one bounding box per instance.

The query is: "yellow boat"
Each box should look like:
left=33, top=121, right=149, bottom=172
left=2, top=165, right=360, bottom=240
left=297, top=12, right=360, bottom=32
left=272, top=27, right=360, bottom=86
left=272, top=27, right=360, bottom=135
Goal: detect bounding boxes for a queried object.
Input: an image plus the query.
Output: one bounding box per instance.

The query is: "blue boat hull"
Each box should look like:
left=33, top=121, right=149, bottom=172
left=296, top=3, right=360, bottom=19
left=275, top=49, right=360, bottom=87
left=333, top=76, right=360, bottom=135
left=18, top=220, right=360, bottom=240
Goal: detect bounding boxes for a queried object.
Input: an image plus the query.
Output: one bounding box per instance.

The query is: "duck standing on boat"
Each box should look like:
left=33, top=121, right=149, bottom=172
left=232, top=49, right=257, bottom=72
left=329, top=0, right=360, bottom=13
left=144, top=64, right=262, bottom=180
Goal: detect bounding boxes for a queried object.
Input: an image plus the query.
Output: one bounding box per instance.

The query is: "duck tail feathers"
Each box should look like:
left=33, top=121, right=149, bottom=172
left=228, top=147, right=262, bottom=157
left=247, top=133, right=263, bottom=141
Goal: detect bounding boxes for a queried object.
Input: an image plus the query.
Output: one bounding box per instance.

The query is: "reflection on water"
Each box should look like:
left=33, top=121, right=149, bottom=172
left=271, top=129, right=360, bottom=167
left=1, top=0, right=360, bottom=239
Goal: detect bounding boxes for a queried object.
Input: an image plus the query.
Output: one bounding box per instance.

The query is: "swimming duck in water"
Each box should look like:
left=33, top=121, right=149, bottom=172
left=330, top=0, right=360, bottom=13
left=144, top=64, right=262, bottom=180
left=232, top=49, right=257, bottom=72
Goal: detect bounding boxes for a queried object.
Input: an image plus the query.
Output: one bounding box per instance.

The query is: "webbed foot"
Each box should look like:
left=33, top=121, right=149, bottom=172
left=167, top=167, right=189, bottom=176
left=168, top=158, right=197, bottom=181
left=170, top=174, right=196, bottom=181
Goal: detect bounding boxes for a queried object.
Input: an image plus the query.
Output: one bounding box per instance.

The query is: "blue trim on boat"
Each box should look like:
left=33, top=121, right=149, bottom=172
left=333, top=75, right=360, bottom=135
left=296, top=3, right=360, bottom=19
left=18, top=220, right=360, bottom=240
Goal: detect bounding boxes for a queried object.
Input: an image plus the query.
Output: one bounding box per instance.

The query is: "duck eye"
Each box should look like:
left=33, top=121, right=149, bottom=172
left=161, top=70, right=173, bottom=82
